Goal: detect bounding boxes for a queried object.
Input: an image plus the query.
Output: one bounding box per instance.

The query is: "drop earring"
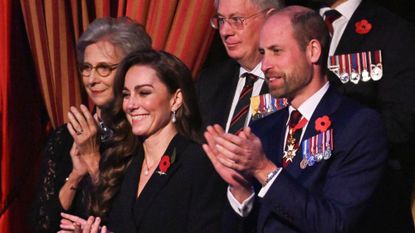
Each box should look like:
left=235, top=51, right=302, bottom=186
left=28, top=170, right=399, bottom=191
left=171, top=110, right=176, bottom=123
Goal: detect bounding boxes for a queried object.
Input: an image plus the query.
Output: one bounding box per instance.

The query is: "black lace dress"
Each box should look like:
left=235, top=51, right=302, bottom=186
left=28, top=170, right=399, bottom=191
left=32, top=125, right=96, bottom=233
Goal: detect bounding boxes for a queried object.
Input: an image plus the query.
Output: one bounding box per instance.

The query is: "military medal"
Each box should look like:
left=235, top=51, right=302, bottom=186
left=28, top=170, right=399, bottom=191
left=283, top=117, right=308, bottom=166
left=350, top=53, right=360, bottom=84
left=370, top=50, right=383, bottom=81
left=283, top=142, right=297, bottom=163
left=329, top=50, right=383, bottom=84
left=250, top=95, right=261, bottom=120
left=300, top=158, right=308, bottom=169
left=361, top=51, right=370, bottom=82
left=339, top=54, right=350, bottom=83
left=328, top=55, right=340, bottom=77
left=250, top=94, right=288, bottom=120
left=301, top=129, right=334, bottom=169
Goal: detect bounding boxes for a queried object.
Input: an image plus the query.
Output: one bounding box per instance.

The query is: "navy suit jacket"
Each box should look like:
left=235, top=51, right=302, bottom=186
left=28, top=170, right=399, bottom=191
left=327, top=2, right=415, bottom=231
left=196, top=59, right=268, bottom=131
left=328, top=0, right=415, bottom=166
left=224, top=87, right=388, bottom=233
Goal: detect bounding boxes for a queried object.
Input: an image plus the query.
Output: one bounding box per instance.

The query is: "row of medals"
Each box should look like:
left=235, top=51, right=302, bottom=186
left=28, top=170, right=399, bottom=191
left=328, top=50, right=383, bottom=84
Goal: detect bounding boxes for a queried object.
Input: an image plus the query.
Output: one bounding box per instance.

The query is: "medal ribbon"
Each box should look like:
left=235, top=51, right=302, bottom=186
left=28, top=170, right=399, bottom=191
left=290, top=117, right=308, bottom=134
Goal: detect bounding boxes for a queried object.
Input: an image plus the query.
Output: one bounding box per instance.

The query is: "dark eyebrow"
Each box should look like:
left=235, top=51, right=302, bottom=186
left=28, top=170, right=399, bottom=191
left=267, top=45, right=280, bottom=50
left=216, top=12, right=242, bottom=18
left=133, top=84, right=153, bottom=91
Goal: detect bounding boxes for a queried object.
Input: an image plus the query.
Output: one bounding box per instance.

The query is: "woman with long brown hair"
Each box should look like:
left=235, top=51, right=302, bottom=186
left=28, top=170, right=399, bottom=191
left=60, top=50, right=226, bottom=233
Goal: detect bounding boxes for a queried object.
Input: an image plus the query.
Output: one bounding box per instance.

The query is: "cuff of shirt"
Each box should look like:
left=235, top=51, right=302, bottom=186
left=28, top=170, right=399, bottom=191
left=258, top=167, right=283, bottom=198
left=227, top=186, right=255, bottom=217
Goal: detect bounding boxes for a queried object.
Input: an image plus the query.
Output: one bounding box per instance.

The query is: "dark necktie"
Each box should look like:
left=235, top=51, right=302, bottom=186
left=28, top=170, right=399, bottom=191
left=283, top=110, right=306, bottom=167
left=324, top=9, right=341, bottom=36
left=228, top=73, right=258, bottom=134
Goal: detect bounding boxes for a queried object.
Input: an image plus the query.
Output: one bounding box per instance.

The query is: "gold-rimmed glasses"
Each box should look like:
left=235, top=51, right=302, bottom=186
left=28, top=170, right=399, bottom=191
left=79, top=62, right=119, bottom=77
left=210, top=9, right=268, bottom=30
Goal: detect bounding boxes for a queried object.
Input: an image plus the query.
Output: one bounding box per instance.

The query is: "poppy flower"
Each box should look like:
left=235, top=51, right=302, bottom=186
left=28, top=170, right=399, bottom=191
left=158, top=155, right=171, bottom=175
left=315, top=115, right=331, bottom=132
left=355, top=19, right=372, bottom=34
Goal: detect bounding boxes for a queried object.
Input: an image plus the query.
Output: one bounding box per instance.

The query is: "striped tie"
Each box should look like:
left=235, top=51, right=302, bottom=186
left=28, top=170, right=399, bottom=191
left=228, top=73, right=258, bottom=134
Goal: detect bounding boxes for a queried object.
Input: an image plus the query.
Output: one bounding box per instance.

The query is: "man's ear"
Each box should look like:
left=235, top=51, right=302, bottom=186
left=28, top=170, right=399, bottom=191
left=307, top=39, right=322, bottom=64
left=170, top=89, right=183, bottom=112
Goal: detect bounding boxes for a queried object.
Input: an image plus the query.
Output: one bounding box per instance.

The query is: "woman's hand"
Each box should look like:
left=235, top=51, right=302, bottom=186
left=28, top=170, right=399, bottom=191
left=67, top=104, right=101, bottom=181
left=59, top=213, right=109, bottom=233
left=67, top=104, right=100, bottom=154
left=69, top=142, right=88, bottom=178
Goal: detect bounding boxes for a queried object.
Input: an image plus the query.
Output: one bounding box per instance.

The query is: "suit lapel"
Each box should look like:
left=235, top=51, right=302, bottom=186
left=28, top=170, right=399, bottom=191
left=133, top=134, right=188, bottom=227
left=335, top=1, right=375, bottom=54
left=259, top=81, right=269, bottom=95
left=213, top=62, right=241, bottom=127
left=108, top=152, right=142, bottom=231
left=274, top=109, right=289, bottom=167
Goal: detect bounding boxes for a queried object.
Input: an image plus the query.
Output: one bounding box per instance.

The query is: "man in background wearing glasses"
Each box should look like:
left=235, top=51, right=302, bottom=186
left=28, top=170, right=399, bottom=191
left=196, top=0, right=284, bottom=134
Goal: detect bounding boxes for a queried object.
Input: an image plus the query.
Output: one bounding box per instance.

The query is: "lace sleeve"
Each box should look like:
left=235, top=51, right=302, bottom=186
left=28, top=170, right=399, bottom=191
left=32, top=125, right=75, bottom=233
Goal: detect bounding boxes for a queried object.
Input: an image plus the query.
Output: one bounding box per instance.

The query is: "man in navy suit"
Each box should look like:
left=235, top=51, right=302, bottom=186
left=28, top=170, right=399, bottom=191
left=196, top=0, right=284, bottom=132
left=317, top=0, right=415, bottom=231
left=203, top=6, right=388, bottom=232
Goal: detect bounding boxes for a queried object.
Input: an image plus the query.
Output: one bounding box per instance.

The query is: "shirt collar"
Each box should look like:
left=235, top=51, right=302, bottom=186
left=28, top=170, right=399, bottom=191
left=288, top=82, right=330, bottom=122
left=320, top=0, right=361, bottom=21
left=240, top=63, right=264, bottom=79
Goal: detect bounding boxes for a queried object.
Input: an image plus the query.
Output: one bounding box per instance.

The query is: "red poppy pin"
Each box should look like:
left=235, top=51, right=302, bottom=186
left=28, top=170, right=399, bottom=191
left=157, top=148, right=176, bottom=175
left=355, top=19, right=372, bottom=35
left=315, top=115, right=331, bottom=133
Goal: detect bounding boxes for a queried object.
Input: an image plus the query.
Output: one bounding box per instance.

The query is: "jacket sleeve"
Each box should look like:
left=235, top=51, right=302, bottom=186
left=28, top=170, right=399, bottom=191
left=31, top=125, right=81, bottom=233
left=186, top=148, right=228, bottom=233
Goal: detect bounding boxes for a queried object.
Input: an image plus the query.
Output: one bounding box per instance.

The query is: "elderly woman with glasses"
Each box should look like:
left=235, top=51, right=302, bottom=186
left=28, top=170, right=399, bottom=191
left=33, top=17, right=151, bottom=233
left=58, top=49, right=226, bottom=233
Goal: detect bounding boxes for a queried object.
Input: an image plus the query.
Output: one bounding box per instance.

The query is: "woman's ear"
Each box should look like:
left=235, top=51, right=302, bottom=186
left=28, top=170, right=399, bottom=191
left=307, top=39, right=322, bottom=64
left=170, top=89, right=183, bottom=112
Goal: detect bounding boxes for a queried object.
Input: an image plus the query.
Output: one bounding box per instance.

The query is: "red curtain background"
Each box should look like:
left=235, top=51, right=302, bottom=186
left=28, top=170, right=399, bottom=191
left=0, top=0, right=11, bottom=230
left=0, top=1, right=216, bottom=232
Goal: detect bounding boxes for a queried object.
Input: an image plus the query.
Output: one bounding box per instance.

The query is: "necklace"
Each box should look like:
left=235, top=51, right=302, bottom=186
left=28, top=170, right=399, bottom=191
left=143, top=158, right=157, bottom=176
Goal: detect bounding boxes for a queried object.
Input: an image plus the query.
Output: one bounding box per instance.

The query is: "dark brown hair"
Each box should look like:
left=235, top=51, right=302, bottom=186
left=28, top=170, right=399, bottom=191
left=77, top=16, right=151, bottom=219
left=91, top=49, right=202, bottom=219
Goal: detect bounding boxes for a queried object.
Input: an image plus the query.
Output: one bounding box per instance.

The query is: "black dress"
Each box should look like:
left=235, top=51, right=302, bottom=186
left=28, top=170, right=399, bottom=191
left=107, top=134, right=227, bottom=233
left=32, top=125, right=88, bottom=233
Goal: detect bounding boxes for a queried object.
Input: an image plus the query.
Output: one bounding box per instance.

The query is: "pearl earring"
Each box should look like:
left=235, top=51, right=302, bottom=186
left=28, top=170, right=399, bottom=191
left=171, top=110, right=176, bottom=123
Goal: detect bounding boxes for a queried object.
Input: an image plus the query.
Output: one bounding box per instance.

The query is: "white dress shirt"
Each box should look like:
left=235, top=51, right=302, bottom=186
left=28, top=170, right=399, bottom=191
left=225, top=63, right=265, bottom=132
left=228, top=82, right=330, bottom=217
left=320, top=0, right=362, bottom=56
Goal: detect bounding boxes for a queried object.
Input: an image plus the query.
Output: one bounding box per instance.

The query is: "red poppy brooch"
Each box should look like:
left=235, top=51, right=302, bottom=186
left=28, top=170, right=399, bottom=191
left=157, top=148, right=176, bottom=175
left=355, top=19, right=372, bottom=35
left=315, top=115, right=331, bottom=133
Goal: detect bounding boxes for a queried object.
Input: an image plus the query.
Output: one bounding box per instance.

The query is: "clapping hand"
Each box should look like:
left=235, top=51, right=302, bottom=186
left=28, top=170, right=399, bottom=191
left=59, top=213, right=110, bottom=233
left=203, top=125, right=254, bottom=201
left=67, top=104, right=101, bottom=182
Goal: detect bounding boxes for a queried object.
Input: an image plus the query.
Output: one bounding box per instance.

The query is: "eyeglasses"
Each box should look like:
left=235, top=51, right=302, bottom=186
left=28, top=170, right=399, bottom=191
left=210, top=9, right=267, bottom=30
left=79, top=62, right=119, bottom=77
